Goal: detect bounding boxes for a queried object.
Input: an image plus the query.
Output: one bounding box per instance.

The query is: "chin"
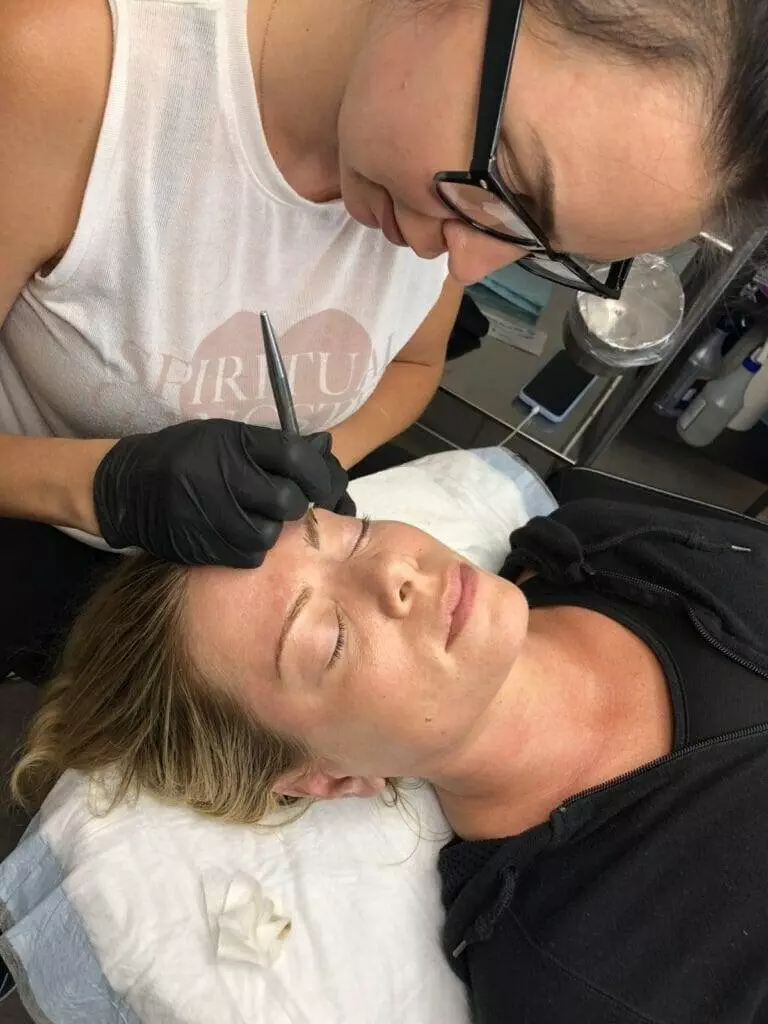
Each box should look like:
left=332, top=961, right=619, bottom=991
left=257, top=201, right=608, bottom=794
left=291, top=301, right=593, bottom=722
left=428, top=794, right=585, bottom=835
left=453, top=569, right=527, bottom=679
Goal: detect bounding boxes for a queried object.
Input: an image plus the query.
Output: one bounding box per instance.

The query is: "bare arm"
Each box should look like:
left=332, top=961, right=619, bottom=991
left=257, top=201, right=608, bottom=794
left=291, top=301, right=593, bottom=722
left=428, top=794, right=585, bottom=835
left=0, top=0, right=115, bottom=532
left=330, top=277, right=462, bottom=468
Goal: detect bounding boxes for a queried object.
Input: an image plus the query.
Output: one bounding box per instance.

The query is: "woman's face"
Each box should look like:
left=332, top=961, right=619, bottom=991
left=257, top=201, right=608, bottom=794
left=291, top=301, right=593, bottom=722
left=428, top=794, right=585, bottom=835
left=337, top=3, right=710, bottom=285
left=185, top=511, right=529, bottom=780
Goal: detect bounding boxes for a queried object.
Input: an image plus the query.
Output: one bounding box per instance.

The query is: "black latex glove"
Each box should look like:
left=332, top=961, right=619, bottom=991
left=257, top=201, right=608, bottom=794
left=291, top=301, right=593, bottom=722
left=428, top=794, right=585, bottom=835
left=326, top=455, right=356, bottom=517
left=93, top=420, right=351, bottom=566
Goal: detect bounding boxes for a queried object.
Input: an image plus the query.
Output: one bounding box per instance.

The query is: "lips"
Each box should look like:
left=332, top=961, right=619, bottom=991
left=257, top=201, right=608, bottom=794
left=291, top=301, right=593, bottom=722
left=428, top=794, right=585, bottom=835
left=445, top=562, right=477, bottom=648
left=379, top=192, right=408, bottom=247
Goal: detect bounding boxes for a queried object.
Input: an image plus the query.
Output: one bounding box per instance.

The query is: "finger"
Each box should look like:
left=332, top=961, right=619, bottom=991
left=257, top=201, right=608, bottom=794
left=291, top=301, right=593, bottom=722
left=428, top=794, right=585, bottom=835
left=314, top=455, right=350, bottom=512
left=173, top=528, right=268, bottom=568
left=333, top=492, right=357, bottom=517
left=174, top=483, right=285, bottom=566
left=306, top=432, right=332, bottom=457
left=239, top=426, right=332, bottom=501
left=228, top=468, right=310, bottom=522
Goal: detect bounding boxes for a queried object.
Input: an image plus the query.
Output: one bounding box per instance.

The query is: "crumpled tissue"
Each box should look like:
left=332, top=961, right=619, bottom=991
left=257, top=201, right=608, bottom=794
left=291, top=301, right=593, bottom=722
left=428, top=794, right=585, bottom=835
left=203, top=870, right=291, bottom=968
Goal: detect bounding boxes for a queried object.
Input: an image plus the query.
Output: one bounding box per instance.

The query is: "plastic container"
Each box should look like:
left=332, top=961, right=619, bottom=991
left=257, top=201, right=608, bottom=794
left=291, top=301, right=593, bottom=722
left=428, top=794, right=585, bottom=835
left=565, top=253, right=685, bottom=376
left=677, top=347, right=766, bottom=447
left=654, top=324, right=728, bottom=417
left=728, top=331, right=768, bottom=430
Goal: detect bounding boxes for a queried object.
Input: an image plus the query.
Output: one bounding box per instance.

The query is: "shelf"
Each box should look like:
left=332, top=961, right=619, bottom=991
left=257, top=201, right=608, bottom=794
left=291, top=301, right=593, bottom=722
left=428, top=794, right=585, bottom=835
left=421, top=283, right=618, bottom=465
left=416, top=231, right=767, bottom=468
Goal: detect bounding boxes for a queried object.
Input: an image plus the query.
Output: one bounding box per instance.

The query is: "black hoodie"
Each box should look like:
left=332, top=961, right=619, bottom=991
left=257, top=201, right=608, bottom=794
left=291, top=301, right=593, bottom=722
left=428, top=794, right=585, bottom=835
left=440, top=500, right=768, bottom=1024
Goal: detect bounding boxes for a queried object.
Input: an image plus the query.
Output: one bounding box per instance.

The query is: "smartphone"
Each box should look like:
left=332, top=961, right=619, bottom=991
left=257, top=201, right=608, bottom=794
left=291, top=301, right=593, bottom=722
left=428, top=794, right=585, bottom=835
left=518, top=351, right=598, bottom=423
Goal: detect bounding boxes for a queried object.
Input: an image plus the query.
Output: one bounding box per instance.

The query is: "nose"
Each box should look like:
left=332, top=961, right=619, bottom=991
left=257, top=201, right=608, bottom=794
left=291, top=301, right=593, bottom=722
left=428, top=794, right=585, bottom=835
left=442, top=220, right=527, bottom=285
left=371, top=551, right=422, bottom=620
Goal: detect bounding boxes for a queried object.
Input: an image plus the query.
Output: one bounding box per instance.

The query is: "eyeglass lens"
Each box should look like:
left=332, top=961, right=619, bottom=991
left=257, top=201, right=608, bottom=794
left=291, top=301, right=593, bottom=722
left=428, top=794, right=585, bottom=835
left=438, top=180, right=611, bottom=289
left=437, top=180, right=538, bottom=243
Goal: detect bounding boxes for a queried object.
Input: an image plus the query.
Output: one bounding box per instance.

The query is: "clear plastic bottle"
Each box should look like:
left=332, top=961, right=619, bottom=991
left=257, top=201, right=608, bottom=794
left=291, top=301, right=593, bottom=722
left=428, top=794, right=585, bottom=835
left=654, top=313, right=753, bottom=418
left=654, top=326, right=728, bottom=417
left=677, top=348, right=766, bottom=447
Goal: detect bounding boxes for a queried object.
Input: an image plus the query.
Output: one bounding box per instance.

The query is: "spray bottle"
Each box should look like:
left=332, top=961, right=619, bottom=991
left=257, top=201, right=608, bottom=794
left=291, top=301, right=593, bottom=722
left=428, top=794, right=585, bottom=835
left=654, top=313, right=752, bottom=418
left=677, top=338, right=768, bottom=448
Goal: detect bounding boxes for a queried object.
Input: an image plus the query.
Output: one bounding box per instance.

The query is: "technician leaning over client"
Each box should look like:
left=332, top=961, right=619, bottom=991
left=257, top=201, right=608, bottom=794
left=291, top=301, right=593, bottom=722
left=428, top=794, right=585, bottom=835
left=1, top=0, right=767, bottom=679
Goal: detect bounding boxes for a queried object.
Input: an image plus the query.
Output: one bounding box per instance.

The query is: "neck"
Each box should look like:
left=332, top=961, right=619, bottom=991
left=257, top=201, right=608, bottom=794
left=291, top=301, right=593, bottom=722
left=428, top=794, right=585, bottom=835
left=432, top=606, right=671, bottom=840
left=249, top=0, right=370, bottom=202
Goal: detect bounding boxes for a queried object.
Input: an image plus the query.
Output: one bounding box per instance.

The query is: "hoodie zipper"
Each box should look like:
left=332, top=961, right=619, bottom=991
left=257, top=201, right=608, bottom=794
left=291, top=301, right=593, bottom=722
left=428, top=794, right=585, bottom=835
left=584, top=564, right=768, bottom=680
left=557, top=720, right=768, bottom=813
left=451, top=720, right=768, bottom=961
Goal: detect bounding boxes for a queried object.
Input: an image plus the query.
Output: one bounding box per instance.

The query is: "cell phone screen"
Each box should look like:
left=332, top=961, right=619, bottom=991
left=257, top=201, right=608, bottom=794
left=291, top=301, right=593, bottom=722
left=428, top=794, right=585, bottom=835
left=520, top=351, right=596, bottom=417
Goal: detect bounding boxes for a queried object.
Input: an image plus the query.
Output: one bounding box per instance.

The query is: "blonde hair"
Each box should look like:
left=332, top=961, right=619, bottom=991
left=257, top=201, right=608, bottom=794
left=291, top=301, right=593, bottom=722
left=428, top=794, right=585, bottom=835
left=11, top=554, right=311, bottom=825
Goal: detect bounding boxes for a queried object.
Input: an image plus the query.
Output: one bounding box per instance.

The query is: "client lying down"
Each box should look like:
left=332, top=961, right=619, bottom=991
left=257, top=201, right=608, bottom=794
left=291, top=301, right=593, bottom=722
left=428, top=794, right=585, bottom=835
left=14, top=498, right=768, bottom=1024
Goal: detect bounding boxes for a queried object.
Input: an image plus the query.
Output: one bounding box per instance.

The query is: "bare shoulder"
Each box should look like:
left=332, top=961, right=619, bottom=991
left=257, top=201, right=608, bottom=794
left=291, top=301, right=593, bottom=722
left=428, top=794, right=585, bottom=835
left=0, top=0, right=112, bottom=273
left=0, top=0, right=112, bottom=110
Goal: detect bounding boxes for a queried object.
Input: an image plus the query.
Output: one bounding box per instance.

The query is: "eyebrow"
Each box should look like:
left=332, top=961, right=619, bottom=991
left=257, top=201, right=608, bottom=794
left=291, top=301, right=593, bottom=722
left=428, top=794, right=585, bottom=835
left=499, top=125, right=557, bottom=243
left=303, top=510, right=320, bottom=551
left=276, top=584, right=313, bottom=679
left=274, top=512, right=321, bottom=678
left=275, top=514, right=369, bottom=679
left=529, top=127, right=556, bottom=241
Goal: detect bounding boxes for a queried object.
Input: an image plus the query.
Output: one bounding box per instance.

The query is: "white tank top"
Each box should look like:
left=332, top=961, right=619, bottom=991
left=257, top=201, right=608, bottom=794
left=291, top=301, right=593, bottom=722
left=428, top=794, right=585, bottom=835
left=0, top=0, right=448, bottom=441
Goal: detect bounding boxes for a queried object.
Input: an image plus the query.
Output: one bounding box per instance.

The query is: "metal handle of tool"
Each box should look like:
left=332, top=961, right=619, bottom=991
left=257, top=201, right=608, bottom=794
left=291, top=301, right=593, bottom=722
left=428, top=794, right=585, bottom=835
left=260, top=310, right=300, bottom=435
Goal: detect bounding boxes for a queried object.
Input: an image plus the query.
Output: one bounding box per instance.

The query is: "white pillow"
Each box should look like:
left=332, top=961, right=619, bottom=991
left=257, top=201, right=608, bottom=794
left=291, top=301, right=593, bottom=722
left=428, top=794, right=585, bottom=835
left=349, top=446, right=555, bottom=572
left=38, top=772, right=463, bottom=1024
left=0, top=448, right=555, bottom=1024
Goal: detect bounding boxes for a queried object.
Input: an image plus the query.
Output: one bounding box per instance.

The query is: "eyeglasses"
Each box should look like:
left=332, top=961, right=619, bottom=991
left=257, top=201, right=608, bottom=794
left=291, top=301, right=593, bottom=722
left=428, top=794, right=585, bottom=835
left=433, top=0, right=632, bottom=300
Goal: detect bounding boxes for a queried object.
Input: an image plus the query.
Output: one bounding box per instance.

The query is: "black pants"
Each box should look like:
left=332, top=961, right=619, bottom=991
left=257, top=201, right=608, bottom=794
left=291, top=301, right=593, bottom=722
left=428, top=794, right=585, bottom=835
left=0, top=519, right=120, bottom=685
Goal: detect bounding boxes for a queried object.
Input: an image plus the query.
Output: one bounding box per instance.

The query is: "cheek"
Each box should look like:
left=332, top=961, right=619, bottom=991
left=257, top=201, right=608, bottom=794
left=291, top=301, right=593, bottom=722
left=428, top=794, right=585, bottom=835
left=464, top=576, right=528, bottom=681
left=339, top=627, right=441, bottom=744
left=340, top=35, right=479, bottom=189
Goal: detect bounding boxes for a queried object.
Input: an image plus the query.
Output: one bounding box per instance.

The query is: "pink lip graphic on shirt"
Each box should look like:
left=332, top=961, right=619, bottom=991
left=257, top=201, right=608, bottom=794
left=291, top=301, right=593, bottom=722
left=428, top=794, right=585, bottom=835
left=159, top=310, right=376, bottom=431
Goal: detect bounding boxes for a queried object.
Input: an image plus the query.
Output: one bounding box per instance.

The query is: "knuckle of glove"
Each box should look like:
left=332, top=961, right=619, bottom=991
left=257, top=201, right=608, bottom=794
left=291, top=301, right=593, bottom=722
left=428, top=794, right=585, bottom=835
left=252, top=517, right=283, bottom=551
left=271, top=478, right=309, bottom=520
left=305, top=432, right=332, bottom=457
left=282, top=440, right=332, bottom=496
left=315, top=455, right=349, bottom=510
left=334, top=491, right=357, bottom=517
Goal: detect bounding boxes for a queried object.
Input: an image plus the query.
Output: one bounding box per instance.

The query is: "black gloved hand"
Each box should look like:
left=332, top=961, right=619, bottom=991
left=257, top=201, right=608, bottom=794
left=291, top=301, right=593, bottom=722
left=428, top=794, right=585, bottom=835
left=93, top=420, right=350, bottom=566
left=325, top=454, right=357, bottom=517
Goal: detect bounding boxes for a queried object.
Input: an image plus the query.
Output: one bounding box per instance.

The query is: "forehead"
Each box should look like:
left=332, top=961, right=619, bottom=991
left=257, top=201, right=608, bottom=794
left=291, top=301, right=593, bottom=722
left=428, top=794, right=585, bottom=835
left=183, top=526, right=308, bottom=690
left=502, top=16, right=712, bottom=257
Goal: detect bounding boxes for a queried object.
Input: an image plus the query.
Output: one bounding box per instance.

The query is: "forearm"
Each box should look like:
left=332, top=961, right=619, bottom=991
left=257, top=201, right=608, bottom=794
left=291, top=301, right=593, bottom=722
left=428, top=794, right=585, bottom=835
left=0, top=433, right=115, bottom=532
left=330, top=358, right=444, bottom=468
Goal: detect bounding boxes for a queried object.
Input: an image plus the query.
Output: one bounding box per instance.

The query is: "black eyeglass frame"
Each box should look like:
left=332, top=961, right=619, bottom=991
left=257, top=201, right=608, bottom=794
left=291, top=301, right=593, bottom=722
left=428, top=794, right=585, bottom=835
left=433, top=0, right=632, bottom=300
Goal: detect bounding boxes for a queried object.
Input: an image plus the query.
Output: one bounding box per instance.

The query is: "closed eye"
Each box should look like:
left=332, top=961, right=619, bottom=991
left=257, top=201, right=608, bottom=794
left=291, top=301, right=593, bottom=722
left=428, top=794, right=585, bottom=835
left=350, top=516, right=372, bottom=557
left=328, top=611, right=347, bottom=669
left=327, top=518, right=370, bottom=670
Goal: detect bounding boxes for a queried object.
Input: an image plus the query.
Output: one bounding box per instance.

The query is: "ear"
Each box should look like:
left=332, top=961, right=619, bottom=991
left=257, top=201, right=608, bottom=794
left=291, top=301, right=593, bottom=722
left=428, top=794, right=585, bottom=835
left=273, top=766, right=387, bottom=801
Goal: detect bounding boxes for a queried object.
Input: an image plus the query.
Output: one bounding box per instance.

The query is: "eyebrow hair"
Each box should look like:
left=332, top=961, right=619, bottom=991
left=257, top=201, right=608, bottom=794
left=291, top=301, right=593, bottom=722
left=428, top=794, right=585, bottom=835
left=274, top=512, right=321, bottom=679
left=275, top=514, right=367, bottom=680
left=303, top=510, right=320, bottom=551
left=499, top=125, right=557, bottom=243
left=276, top=584, right=313, bottom=679
left=528, top=127, right=556, bottom=241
